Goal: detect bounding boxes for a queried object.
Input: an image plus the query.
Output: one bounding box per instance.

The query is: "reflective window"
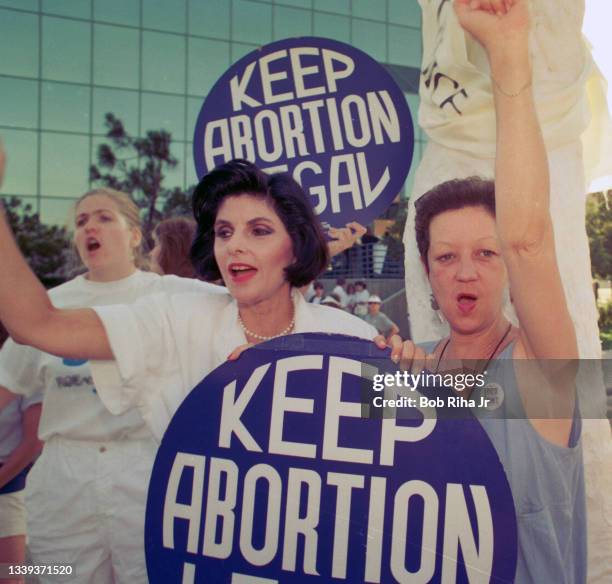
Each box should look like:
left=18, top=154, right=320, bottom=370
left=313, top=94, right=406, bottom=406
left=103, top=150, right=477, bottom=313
left=352, top=0, right=386, bottom=22
left=93, top=0, right=140, bottom=26
left=405, top=93, right=421, bottom=140
left=277, top=0, right=311, bottom=8
left=389, top=24, right=421, bottom=67
left=404, top=159, right=417, bottom=198
left=0, top=78, right=39, bottom=128
left=143, top=0, right=185, bottom=34
left=42, top=16, right=91, bottom=83
left=40, top=197, right=78, bottom=228
left=140, top=92, right=186, bottom=141
left=42, top=0, right=92, bottom=19
left=188, top=37, right=230, bottom=97
left=41, top=133, right=90, bottom=197
left=274, top=5, right=312, bottom=40
left=41, top=82, right=91, bottom=133
left=188, top=0, right=230, bottom=40
left=389, top=0, right=421, bottom=27
left=232, top=0, right=272, bottom=45
left=142, top=31, right=186, bottom=93
left=185, top=142, right=198, bottom=186
left=163, top=141, right=186, bottom=190
left=313, top=0, right=349, bottom=16
left=352, top=18, right=386, bottom=61
left=313, top=12, right=349, bottom=43
left=0, top=9, right=38, bottom=77
left=231, top=42, right=257, bottom=63
left=187, top=98, right=204, bottom=143
left=93, top=24, right=140, bottom=89
left=92, top=88, right=139, bottom=136
left=0, top=129, right=38, bottom=195
left=0, top=1, right=38, bottom=9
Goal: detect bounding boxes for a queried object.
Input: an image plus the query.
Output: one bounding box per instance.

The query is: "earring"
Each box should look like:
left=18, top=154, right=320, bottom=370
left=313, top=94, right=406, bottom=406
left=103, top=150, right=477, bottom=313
left=430, top=293, right=439, bottom=311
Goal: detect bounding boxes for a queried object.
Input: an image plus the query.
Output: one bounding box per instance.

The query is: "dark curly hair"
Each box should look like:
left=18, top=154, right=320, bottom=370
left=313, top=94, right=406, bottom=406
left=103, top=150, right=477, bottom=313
left=415, top=177, right=495, bottom=270
left=190, top=159, right=329, bottom=287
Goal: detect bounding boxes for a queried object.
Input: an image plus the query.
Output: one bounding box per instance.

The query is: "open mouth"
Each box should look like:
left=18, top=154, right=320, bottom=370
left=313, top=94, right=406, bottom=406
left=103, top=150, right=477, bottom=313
left=86, top=237, right=101, bottom=252
left=456, top=293, right=477, bottom=313
left=228, top=263, right=257, bottom=281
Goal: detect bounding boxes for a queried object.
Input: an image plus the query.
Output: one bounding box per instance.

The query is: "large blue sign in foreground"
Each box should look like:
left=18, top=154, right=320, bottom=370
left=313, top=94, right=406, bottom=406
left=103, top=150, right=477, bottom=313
left=146, top=333, right=517, bottom=583
left=193, top=37, right=414, bottom=230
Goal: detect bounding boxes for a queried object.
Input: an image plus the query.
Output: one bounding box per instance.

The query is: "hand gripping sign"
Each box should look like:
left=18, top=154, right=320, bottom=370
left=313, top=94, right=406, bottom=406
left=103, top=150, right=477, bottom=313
left=146, top=334, right=517, bottom=583
left=194, top=38, right=414, bottom=230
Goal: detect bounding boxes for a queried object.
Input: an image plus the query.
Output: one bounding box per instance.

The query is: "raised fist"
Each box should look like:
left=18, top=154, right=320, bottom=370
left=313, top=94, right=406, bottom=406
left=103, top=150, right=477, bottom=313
left=454, top=0, right=530, bottom=54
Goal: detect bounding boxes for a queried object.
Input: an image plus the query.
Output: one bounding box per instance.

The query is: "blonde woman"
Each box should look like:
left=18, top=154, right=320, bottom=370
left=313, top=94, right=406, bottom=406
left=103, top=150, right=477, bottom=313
left=0, top=187, right=223, bottom=583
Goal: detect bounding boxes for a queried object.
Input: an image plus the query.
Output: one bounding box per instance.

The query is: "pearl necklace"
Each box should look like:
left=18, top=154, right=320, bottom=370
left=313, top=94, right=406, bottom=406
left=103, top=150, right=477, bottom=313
left=237, top=312, right=295, bottom=341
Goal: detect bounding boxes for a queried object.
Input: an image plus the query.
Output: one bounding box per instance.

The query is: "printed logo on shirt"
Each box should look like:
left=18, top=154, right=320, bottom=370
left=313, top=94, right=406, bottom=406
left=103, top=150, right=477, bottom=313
left=57, top=357, right=93, bottom=389
left=55, top=374, right=94, bottom=388
left=62, top=358, right=88, bottom=367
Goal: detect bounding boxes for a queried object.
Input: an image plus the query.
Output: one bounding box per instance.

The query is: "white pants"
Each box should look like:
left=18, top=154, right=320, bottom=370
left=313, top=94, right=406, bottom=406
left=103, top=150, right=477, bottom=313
left=25, top=436, right=156, bottom=584
left=403, top=139, right=612, bottom=583
left=0, top=490, right=26, bottom=538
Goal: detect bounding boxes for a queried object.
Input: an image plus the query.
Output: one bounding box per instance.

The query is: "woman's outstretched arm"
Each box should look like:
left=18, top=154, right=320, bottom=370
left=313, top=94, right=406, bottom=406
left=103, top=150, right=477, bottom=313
left=0, top=146, right=112, bottom=359
left=455, top=0, right=577, bottom=360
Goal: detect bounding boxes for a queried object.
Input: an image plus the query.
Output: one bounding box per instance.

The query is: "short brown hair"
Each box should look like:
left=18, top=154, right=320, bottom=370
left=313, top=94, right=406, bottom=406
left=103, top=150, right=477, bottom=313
left=153, top=217, right=197, bottom=278
left=415, top=177, right=495, bottom=269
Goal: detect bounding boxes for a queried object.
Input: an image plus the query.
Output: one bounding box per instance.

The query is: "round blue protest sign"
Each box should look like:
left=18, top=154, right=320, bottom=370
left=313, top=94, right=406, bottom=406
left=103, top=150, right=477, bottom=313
left=193, top=38, right=414, bottom=230
left=146, top=333, right=517, bottom=583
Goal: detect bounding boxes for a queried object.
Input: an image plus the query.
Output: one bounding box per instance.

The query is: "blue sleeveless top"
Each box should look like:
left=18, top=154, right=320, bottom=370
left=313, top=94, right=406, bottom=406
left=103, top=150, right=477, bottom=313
left=421, top=341, right=587, bottom=584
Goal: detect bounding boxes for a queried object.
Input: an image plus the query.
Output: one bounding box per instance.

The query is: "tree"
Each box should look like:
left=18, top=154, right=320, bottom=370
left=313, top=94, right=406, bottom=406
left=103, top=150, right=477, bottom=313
left=90, top=113, right=182, bottom=237
left=162, top=185, right=193, bottom=218
left=586, top=191, right=612, bottom=279
left=3, top=196, right=71, bottom=287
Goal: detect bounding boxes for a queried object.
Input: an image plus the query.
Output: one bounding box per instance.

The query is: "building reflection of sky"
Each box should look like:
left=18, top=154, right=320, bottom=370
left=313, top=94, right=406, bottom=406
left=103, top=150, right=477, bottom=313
left=0, top=0, right=425, bottom=227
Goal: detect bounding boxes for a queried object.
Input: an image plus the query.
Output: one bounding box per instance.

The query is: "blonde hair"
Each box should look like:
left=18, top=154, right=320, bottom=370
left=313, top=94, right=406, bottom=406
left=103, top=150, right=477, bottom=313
left=71, top=188, right=148, bottom=270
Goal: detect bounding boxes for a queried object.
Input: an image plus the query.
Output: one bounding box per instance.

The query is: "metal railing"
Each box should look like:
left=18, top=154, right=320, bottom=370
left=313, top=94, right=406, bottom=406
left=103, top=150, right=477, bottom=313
left=326, top=242, right=404, bottom=279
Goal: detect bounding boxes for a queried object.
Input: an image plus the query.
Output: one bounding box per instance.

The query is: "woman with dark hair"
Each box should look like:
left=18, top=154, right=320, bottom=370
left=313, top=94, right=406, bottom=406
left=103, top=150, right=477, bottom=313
left=190, top=160, right=330, bottom=289
left=150, top=216, right=198, bottom=278
left=399, top=1, right=585, bottom=582
left=0, top=157, right=395, bottom=441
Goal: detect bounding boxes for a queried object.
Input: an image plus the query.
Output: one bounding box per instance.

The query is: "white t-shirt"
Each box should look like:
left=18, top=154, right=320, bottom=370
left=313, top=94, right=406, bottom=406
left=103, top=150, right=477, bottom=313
left=353, top=289, right=370, bottom=317
left=91, top=290, right=377, bottom=441
left=303, top=282, right=316, bottom=302
left=0, top=271, right=225, bottom=441
left=0, top=395, right=41, bottom=463
left=332, top=285, right=349, bottom=308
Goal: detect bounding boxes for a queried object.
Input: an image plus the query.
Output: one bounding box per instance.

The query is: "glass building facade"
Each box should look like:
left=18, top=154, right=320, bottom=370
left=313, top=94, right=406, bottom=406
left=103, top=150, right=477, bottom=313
left=0, top=0, right=424, bottom=227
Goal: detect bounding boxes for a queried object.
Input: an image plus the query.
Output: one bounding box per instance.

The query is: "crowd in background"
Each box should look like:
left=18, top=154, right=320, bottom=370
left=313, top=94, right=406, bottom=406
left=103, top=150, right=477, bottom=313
left=304, top=277, right=399, bottom=340
left=0, top=2, right=607, bottom=583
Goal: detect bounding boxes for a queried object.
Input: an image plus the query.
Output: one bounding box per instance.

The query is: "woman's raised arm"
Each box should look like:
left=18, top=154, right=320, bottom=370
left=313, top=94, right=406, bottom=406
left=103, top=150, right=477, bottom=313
left=455, top=0, right=577, bottom=360
left=0, top=146, right=112, bottom=360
